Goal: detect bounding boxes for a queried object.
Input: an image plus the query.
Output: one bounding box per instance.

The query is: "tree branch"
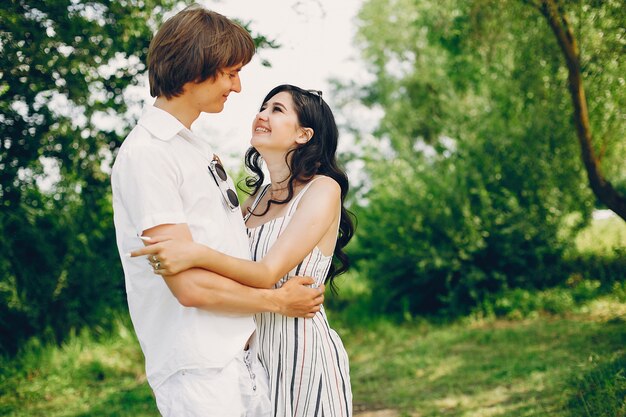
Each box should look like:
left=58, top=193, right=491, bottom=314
left=535, top=0, right=626, bottom=221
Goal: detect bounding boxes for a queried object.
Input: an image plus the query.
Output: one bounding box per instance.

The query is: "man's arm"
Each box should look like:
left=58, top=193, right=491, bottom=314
left=133, top=178, right=340, bottom=288
left=142, top=223, right=324, bottom=318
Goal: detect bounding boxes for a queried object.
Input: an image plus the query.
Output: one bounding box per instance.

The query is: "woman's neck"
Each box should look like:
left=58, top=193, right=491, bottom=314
left=264, top=154, right=294, bottom=199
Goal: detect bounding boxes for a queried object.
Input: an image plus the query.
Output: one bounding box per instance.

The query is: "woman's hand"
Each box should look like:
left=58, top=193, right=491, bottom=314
left=130, top=236, right=201, bottom=276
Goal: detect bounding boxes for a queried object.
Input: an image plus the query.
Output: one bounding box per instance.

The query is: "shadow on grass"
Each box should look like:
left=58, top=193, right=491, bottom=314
left=346, top=315, right=626, bottom=417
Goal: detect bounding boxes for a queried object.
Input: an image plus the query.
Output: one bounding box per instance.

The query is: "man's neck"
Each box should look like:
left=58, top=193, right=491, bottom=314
left=154, top=96, right=199, bottom=130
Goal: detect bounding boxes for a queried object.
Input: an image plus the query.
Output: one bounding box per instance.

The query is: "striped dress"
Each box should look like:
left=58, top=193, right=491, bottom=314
left=245, top=180, right=352, bottom=417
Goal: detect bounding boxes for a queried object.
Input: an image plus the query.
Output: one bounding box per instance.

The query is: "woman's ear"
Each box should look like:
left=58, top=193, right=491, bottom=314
left=296, top=127, right=314, bottom=144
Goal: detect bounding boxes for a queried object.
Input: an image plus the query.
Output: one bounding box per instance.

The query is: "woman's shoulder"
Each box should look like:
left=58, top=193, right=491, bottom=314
left=309, top=175, right=340, bottom=189
left=300, top=175, right=341, bottom=203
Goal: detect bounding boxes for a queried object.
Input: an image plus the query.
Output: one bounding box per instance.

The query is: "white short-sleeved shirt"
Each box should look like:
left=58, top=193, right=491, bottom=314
left=111, top=104, right=255, bottom=389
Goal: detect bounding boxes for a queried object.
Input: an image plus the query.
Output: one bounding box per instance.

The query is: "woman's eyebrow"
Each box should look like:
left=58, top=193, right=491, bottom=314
left=268, top=101, right=287, bottom=111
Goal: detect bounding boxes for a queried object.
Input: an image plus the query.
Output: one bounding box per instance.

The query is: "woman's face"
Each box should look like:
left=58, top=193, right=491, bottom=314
left=250, top=91, right=304, bottom=154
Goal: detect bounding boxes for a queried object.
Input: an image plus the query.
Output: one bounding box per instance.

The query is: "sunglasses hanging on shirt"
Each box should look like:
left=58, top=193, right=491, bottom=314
left=208, top=155, right=240, bottom=211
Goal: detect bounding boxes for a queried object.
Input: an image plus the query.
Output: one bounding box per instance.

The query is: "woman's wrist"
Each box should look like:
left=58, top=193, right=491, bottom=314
left=191, top=242, right=208, bottom=268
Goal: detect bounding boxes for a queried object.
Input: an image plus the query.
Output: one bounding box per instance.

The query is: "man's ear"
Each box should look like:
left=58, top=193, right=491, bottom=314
left=296, top=127, right=314, bottom=144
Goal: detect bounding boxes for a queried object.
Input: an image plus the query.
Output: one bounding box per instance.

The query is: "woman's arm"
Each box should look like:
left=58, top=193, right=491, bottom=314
left=135, top=223, right=324, bottom=316
left=131, top=177, right=341, bottom=288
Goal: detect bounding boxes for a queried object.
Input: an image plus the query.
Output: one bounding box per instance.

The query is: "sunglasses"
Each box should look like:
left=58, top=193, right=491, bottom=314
left=306, top=89, right=323, bottom=105
left=208, top=156, right=240, bottom=211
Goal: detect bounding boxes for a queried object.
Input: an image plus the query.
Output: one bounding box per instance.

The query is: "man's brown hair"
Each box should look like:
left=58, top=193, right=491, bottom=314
left=147, top=5, right=255, bottom=98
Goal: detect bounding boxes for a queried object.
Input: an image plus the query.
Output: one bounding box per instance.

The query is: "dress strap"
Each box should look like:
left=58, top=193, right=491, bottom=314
left=285, top=176, right=325, bottom=218
left=243, top=184, right=271, bottom=222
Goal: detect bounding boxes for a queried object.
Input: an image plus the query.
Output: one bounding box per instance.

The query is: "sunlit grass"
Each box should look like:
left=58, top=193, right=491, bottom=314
left=575, top=214, right=626, bottom=254
left=342, top=297, right=626, bottom=416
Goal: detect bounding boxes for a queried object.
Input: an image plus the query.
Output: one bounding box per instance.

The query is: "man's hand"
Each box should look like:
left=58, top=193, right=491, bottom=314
left=273, top=276, right=325, bottom=318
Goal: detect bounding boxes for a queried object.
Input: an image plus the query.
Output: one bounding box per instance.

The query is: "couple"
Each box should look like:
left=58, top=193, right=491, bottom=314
left=111, top=5, right=354, bottom=417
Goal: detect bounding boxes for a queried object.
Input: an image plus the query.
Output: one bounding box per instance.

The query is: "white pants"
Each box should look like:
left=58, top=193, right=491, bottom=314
left=154, top=345, right=271, bottom=417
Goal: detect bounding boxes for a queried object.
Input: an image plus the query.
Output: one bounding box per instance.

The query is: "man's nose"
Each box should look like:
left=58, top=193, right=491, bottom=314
left=231, top=74, right=242, bottom=93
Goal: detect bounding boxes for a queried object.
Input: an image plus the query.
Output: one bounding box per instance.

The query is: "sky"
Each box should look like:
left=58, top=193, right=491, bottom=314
left=128, top=0, right=369, bottom=167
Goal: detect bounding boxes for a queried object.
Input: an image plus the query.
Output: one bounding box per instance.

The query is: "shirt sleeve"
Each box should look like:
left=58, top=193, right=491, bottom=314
left=113, top=140, right=187, bottom=235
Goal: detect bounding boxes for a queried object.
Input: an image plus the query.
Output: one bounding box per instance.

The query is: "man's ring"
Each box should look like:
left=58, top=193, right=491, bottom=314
left=155, top=261, right=161, bottom=271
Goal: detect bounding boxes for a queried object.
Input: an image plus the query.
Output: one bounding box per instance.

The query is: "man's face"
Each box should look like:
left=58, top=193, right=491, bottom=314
left=185, top=63, right=243, bottom=114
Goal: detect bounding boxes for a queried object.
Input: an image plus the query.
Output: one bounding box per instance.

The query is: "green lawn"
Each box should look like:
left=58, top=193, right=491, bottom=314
left=1, top=296, right=624, bottom=417
left=0, top=321, right=156, bottom=417
left=341, top=301, right=625, bottom=416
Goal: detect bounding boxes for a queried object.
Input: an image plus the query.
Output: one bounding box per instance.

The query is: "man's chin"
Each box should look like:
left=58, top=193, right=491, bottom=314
left=203, top=104, right=225, bottom=114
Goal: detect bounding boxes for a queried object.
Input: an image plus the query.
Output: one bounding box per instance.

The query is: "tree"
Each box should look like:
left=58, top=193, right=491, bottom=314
left=0, top=0, right=277, bottom=353
left=342, top=0, right=623, bottom=315
left=524, top=0, right=626, bottom=221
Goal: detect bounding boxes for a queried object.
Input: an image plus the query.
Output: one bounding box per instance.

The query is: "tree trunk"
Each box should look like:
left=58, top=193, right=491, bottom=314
left=533, top=0, right=626, bottom=221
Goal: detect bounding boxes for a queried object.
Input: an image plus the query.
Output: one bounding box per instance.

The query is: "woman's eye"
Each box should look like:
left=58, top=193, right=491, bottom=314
left=272, top=106, right=283, bottom=113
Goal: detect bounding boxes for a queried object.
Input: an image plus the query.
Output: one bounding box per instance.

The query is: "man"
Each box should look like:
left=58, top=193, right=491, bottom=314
left=111, top=6, right=323, bottom=416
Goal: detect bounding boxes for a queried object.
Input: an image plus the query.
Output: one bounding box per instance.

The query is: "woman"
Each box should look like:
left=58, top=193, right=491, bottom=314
left=132, top=84, right=354, bottom=416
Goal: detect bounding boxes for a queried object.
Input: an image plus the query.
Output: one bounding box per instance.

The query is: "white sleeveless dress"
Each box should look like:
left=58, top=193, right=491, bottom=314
left=245, top=179, right=352, bottom=417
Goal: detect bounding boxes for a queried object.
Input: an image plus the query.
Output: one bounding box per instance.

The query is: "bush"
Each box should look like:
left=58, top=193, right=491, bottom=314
left=612, top=281, right=626, bottom=303
left=472, top=279, right=608, bottom=319
left=0, top=190, right=127, bottom=355
left=563, top=249, right=626, bottom=286
left=351, top=137, right=585, bottom=316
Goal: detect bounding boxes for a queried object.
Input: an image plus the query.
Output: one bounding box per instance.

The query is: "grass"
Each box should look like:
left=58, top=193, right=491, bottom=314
left=0, top=318, right=156, bottom=417
left=565, top=351, right=626, bottom=417
left=575, top=214, right=626, bottom=254
left=1, top=296, right=624, bottom=417
left=337, top=298, right=626, bottom=416
left=1, top=216, right=624, bottom=416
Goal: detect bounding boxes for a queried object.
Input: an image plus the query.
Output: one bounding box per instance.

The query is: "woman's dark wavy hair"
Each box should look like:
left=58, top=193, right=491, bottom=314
left=243, top=84, right=355, bottom=287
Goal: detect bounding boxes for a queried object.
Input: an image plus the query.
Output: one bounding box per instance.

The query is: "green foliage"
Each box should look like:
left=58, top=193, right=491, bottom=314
left=352, top=144, right=576, bottom=315
left=473, top=280, right=602, bottom=319
left=0, top=1, right=278, bottom=354
left=0, top=0, right=176, bottom=354
left=324, top=270, right=378, bottom=326
left=564, top=248, right=626, bottom=285
left=345, top=0, right=624, bottom=315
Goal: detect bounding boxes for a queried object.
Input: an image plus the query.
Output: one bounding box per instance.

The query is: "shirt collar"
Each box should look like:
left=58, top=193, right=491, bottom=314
left=138, top=104, right=215, bottom=157
left=137, top=104, right=188, bottom=142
